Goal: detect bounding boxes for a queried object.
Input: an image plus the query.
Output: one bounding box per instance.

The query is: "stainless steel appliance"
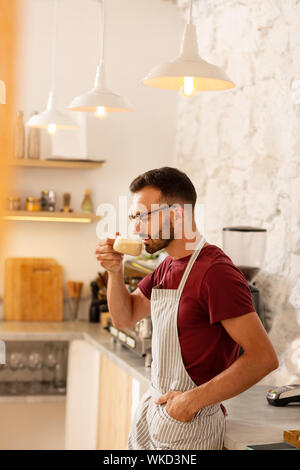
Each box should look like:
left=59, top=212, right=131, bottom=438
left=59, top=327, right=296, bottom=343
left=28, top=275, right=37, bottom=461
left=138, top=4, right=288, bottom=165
left=108, top=318, right=152, bottom=367
left=222, top=226, right=267, bottom=328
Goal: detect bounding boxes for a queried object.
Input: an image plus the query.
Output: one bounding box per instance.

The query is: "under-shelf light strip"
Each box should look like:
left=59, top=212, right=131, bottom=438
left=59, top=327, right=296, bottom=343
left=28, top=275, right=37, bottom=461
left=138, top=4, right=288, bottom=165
left=3, top=215, right=92, bottom=223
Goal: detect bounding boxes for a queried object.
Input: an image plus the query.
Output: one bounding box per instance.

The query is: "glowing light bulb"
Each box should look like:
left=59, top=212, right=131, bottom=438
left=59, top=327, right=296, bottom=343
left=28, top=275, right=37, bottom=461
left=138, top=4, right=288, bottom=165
left=95, top=106, right=106, bottom=119
left=180, top=76, right=196, bottom=97
left=47, top=123, right=57, bottom=135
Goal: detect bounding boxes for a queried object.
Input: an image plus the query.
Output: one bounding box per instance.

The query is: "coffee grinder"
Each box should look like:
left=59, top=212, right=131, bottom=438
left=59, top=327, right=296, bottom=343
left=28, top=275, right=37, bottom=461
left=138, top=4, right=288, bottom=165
left=222, top=226, right=267, bottom=329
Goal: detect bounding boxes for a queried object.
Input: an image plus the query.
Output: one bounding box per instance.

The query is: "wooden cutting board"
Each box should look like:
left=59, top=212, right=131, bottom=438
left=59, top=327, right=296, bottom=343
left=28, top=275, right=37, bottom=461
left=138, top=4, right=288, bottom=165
left=283, top=430, right=300, bottom=449
left=4, top=258, right=63, bottom=321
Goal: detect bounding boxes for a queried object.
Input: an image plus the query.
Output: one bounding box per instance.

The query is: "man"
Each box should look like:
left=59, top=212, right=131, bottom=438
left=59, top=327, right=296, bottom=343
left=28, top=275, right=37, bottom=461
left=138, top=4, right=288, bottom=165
left=95, top=167, right=278, bottom=450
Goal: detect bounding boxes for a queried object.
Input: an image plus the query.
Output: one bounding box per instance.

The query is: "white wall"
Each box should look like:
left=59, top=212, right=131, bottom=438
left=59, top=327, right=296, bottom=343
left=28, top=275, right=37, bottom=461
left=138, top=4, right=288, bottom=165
left=1, top=0, right=184, bottom=318
left=174, top=0, right=300, bottom=385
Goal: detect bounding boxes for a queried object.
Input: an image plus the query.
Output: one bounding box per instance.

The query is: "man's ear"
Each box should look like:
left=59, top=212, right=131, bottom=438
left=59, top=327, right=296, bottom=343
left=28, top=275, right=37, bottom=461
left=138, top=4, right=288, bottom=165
left=174, top=204, right=184, bottom=221
left=172, top=204, right=184, bottom=239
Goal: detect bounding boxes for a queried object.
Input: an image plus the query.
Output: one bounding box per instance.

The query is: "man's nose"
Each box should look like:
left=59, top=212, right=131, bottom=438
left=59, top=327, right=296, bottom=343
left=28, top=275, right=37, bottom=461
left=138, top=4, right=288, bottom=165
left=132, top=219, right=142, bottom=234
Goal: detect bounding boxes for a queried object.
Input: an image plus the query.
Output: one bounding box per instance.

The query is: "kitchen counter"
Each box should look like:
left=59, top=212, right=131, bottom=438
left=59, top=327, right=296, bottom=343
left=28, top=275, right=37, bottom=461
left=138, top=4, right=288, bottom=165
left=0, top=320, right=299, bottom=450
left=223, top=386, right=299, bottom=450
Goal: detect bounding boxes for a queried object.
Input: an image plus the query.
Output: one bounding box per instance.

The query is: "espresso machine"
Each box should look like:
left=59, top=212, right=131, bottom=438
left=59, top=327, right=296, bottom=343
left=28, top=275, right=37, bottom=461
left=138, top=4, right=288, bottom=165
left=222, top=226, right=267, bottom=329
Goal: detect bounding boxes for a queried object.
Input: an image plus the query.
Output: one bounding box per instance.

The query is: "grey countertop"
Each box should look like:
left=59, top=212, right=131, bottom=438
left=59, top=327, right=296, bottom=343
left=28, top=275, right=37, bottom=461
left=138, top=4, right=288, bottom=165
left=0, top=320, right=299, bottom=450
left=223, top=386, right=300, bottom=449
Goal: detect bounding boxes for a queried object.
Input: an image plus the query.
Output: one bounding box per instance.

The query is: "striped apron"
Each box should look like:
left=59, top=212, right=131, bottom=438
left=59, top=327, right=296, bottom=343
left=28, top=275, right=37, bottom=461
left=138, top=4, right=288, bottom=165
left=126, top=235, right=225, bottom=450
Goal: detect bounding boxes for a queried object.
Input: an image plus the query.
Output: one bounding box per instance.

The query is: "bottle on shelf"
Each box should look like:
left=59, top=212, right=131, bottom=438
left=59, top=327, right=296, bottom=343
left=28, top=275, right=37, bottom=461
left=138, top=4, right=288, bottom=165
left=40, top=190, right=50, bottom=211
left=89, top=281, right=100, bottom=323
left=27, top=112, right=41, bottom=160
left=81, top=188, right=93, bottom=213
left=48, top=190, right=56, bottom=212
left=13, top=110, right=25, bottom=159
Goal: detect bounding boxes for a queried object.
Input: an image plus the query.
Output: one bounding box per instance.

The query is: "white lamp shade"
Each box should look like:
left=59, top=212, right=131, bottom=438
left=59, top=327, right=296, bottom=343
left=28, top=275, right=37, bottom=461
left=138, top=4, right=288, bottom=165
left=27, top=108, right=79, bottom=129
left=68, top=64, right=133, bottom=113
left=68, top=0, right=133, bottom=115
left=142, top=56, right=235, bottom=91
left=142, top=23, right=235, bottom=92
left=26, top=91, right=79, bottom=129
left=68, top=88, right=133, bottom=113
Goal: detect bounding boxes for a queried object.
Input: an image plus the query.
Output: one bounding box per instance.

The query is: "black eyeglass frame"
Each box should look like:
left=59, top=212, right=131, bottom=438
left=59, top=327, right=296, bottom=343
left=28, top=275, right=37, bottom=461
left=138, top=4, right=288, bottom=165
left=128, top=204, right=176, bottom=223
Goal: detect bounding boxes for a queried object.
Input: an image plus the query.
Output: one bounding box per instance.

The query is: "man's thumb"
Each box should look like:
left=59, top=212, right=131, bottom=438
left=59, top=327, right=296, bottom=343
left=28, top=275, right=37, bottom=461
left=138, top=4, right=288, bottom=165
left=154, top=393, right=168, bottom=405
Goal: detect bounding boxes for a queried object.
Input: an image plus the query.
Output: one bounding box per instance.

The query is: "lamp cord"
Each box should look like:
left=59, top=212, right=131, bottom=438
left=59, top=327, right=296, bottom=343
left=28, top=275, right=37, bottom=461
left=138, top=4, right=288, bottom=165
left=189, top=0, right=193, bottom=24
left=50, top=0, right=58, bottom=93
left=99, top=0, right=105, bottom=66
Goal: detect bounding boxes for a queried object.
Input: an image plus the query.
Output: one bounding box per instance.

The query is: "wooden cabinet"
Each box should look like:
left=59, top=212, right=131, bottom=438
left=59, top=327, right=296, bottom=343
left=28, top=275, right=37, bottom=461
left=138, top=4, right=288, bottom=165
left=65, top=339, right=143, bottom=450
left=97, top=353, right=133, bottom=450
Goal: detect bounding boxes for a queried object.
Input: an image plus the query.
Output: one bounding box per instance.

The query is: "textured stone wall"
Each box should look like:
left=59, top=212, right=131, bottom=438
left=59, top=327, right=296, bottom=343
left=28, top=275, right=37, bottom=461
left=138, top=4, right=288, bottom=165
left=171, top=0, right=300, bottom=385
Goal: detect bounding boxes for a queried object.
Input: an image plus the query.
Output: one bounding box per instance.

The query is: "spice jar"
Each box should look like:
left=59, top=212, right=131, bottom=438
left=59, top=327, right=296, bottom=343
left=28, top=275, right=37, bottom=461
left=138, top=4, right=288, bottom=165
left=41, top=191, right=49, bottom=211
left=48, top=191, right=56, bottom=212
left=8, top=197, right=21, bottom=211
left=26, top=197, right=41, bottom=212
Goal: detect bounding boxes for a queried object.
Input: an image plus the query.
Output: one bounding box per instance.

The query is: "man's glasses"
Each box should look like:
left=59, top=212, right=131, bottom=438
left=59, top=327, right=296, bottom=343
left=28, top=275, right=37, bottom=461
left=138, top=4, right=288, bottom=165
left=128, top=204, right=175, bottom=223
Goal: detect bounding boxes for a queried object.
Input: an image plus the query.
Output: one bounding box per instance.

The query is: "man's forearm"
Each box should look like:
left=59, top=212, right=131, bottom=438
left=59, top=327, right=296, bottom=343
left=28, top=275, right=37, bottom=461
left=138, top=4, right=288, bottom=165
left=186, top=351, right=277, bottom=413
left=107, top=271, right=133, bottom=328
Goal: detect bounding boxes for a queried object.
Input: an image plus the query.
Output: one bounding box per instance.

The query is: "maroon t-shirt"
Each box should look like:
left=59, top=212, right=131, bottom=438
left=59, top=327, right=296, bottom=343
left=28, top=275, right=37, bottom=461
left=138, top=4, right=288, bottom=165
left=138, top=243, right=255, bottom=386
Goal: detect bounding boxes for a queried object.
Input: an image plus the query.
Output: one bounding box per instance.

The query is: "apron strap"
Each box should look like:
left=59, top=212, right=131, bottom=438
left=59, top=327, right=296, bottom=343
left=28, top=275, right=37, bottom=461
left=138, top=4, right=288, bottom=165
left=153, top=259, right=173, bottom=289
left=177, top=235, right=206, bottom=296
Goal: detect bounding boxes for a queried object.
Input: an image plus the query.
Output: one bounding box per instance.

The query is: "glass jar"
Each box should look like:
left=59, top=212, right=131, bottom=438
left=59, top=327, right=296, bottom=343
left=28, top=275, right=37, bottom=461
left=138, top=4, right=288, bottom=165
left=48, top=191, right=56, bottom=212
left=40, top=191, right=49, bottom=211
left=8, top=197, right=21, bottom=211
left=26, top=197, right=41, bottom=212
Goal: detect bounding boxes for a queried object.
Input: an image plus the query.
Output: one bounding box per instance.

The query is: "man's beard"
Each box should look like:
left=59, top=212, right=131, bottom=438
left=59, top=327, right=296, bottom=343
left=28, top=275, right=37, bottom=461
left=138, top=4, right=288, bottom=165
left=142, top=222, right=175, bottom=254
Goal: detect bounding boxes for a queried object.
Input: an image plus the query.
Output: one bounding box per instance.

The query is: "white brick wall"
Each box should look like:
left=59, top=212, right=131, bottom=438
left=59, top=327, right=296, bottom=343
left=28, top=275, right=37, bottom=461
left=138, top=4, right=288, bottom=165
left=171, top=0, right=300, bottom=384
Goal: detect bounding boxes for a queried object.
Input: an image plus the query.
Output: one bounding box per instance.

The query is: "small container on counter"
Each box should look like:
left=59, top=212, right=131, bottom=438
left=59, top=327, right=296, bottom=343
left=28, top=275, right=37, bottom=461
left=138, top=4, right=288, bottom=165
left=7, top=197, right=21, bottom=211
left=26, top=197, right=41, bottom=212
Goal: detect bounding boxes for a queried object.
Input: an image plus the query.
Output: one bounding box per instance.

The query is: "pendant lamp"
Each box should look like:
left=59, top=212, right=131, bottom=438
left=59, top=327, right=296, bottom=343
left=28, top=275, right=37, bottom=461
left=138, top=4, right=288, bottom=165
left=26, top=0, right=78, bottom=134
left=68, top=0, right=133, bottom=117
left=142, top=0, right=235, bottom=96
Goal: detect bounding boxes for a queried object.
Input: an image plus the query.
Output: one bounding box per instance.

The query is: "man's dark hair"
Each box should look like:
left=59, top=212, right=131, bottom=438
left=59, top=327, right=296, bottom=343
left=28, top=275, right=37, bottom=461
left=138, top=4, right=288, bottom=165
left=129, top=167, right=197, bottom=209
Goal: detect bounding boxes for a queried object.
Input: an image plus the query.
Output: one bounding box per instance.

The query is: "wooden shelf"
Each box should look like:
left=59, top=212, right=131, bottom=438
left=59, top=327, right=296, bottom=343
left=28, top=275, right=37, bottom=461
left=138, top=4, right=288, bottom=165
left=2, top=211, right=101, bottom=223
left=8, top=158, right=106, bottom=169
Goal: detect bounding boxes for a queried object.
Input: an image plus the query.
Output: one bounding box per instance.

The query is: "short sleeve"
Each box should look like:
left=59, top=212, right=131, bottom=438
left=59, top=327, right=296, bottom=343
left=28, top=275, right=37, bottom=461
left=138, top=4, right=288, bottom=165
left=202, top=263, right=256, bottom=324
left=137, top=271, right=155, bottom=300
left=137, top=257, right=172, bottom=300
